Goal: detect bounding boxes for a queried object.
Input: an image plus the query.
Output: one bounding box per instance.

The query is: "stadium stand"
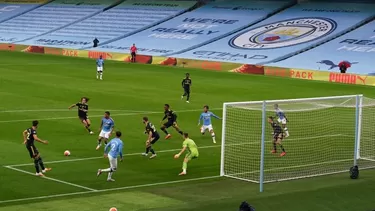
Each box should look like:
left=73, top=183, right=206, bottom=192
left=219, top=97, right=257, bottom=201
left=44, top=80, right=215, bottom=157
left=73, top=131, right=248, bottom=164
left=0, top=0, right=47, bottom=24
left=91, top=0, right=292, bottom=55
left=18, top=0, right=197, bottom=49
left=271, top=20, right=375, bottom=75
left=0, top=0, right=115, bottom=43
left=173, top=2, right=375, bottom=64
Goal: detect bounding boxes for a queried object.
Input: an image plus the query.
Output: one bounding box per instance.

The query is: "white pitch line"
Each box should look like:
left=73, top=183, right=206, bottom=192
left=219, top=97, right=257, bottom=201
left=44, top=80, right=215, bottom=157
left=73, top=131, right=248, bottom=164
left=0, top=108, right=222, bottom=123
left=0, top=109, right=151, bottom=113
left=227, top=158, right=354, bottom=178
left=0, top=175, right=220, bottom=204
left=4, top=166, right=97, bottom=192
left=6, top=134, right=344, bottom=167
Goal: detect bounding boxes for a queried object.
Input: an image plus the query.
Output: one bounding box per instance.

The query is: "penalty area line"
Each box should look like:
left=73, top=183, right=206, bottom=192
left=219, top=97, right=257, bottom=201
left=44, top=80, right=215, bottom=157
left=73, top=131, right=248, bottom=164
left=6, top=134, right=345, bottom=167
left=4, top=166, right=97, bottom=192
left=0, top=175, right=221, bottom=204
left=0, top=108, right=222, bottom=124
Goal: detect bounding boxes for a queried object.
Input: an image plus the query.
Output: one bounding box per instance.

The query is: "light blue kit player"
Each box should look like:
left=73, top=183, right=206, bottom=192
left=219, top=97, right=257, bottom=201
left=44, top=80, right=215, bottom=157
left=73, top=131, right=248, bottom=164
left=97, top=131, right=123, bottom=182
left=96, top=111, right=115, bottom=150
left=198, top=105, right=221, bottom=143
left=274, top=104, right=290, bottom=137
left=96, top=55, right=104, bottom=80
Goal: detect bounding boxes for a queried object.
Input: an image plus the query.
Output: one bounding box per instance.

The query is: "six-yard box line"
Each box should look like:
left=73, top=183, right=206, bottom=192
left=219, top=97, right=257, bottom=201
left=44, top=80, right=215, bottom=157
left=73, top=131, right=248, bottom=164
left=1, top=134, right=351, bottom=204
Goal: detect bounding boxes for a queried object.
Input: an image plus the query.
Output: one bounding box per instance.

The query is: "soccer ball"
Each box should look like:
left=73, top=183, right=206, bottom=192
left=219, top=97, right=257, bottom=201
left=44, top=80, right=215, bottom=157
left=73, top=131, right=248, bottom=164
left=64, top=150, right=70, bottom=156
left=109, top=208, right=117, bottom=211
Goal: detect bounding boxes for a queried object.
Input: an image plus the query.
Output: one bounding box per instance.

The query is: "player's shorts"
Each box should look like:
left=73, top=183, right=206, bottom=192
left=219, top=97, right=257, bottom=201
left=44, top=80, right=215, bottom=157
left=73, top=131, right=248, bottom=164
left=273, top=133, right=284, bottom=141
left=99, top=130, right=111, bottom=139
left=184, top=87, right=190, bottom=93
left=150, top=133, right=160, bottom=144
left=201, top=124, right=213, bottom=133
left=79, top=115, right=88, bottom=121
left=185, top=151, right=199, bottom=161
left=108, top=154, right=118, bottom=170
left=277, top=118, right=287, bottom=124
left=131, top=52, right=136, bottom=57
left=97, top=66, right=103, bottom=72
left=26, top=145, right=39, bottom=158
left=163, top=121, right=177, bottom=128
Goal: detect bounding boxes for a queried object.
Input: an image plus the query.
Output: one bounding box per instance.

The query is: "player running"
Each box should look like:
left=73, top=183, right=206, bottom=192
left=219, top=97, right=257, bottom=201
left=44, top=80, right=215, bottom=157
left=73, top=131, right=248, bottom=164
left=142, top=117, right=160, bottom=159
left=96, top=55, right=104, bottom=80
left=174, top=133, right=199, bottom=176
left=23, top=120, right=51, bottom=176
left=198, top=105, right=221, bottom=143
left=97, top=131, right=123, bottom=182
left=268, top=117, right=286, bottom=157
left=181, top=73, right=192, bottom=103
left=69, top=97, right=94, bottom=135
left=96, top=111, right=115, bottom=150
left=274, top=104, right=290, bottom=137
left=160, top=104, right=183, bottom=139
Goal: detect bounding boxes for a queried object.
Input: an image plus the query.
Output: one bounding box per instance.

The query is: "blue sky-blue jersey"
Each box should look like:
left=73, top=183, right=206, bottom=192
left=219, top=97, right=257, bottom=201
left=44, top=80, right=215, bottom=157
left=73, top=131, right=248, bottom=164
left=199, top=111, right=220, bottom=126
left=105, top=138, right=123, bottom=158
left=275, top=108, right=286, bottom=119
left=101, top=117, right=114, bottom=132
left=96, top=58, right=104, bottom=67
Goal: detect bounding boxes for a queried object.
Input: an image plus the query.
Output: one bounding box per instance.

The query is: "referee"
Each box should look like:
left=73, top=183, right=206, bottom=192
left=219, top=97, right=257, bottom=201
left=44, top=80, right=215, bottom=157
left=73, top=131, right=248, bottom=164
left=181, top=73, right=192, bottom=103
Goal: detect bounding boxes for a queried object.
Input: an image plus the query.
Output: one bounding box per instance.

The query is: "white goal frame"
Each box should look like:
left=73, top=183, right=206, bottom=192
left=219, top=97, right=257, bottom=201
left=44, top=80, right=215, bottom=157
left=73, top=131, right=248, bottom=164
left=220, top=95, right=365, bottom=192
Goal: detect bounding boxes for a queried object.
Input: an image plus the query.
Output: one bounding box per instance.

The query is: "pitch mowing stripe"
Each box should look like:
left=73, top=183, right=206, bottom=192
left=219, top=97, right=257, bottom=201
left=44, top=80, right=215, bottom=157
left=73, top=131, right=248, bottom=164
left=0, top=108, right=222, bottom=123
left=6, top=134, right=344, bottom=167
left=4, top=166, right=97, bottom=191
left=0, top=176, right=221, bottom=204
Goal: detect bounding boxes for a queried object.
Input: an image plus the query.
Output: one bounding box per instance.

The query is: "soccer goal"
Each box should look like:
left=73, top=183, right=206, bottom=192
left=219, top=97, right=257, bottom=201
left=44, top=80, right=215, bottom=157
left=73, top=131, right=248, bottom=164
left=220, top=95, right=375, bottom=192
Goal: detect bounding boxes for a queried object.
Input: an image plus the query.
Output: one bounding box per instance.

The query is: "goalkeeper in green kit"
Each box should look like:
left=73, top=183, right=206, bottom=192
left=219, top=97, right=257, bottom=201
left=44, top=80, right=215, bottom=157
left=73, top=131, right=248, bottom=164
left=174, top=133, right=199, bottom=176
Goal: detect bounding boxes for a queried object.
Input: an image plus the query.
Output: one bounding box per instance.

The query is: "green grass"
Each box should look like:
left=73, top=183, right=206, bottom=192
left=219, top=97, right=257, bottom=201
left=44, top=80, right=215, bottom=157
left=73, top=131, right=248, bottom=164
left=0, top=51, right=375, bottom=211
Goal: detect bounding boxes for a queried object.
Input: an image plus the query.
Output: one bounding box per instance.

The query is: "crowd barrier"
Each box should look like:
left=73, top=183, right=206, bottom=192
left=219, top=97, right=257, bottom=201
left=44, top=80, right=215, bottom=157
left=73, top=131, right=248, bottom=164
left=1, top=43, right=375, bottom=86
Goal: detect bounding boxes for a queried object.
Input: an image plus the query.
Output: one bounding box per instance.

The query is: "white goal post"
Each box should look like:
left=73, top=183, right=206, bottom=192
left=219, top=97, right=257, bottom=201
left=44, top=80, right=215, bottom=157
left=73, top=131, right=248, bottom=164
left=220, top=95, right=375, bottom=192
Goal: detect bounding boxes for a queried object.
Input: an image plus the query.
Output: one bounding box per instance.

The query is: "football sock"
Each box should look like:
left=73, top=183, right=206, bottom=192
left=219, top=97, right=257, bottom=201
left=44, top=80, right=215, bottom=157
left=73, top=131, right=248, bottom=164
left=38, top=157, right=45, bottom=170
left=98, top=138, right=102, bottom=145
left=96, top=73, right=99, bottom=79
left=280, top=144, right=285, bottom=152
left=150, top=148, right=155, bottom=155
left=108, top=172, right=113, bottom=180
left=145, top=146, right=150, bottom=154
left=284, top=128, right=290, bottom=136
left=100, top=73, right=103, bottom=80
left=182, top=162, right=187, bottom=173
left=104, top=140, right=108, bottom=145
left=177, top=130, right=183, bottom=135
left=161, top=128, right=169, bottom=135
left=85, top=126, right=92, bottom=132
left=273, top=143, right=277, bottom=151
left=212, top=135, right=216, bottom=142
left=186, top=93, right=190, bottom=101
left=34, top=159, right=40, bottom=173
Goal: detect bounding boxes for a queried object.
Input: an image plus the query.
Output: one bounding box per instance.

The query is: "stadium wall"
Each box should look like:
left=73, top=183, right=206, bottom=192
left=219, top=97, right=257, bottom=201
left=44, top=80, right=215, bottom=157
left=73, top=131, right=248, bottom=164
left=2, top=43, right=375, bottom=86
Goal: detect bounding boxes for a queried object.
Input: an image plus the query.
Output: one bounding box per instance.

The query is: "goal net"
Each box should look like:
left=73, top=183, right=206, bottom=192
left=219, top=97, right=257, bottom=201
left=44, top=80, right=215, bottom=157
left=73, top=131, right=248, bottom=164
left=220, top=95, right=375, bottom=191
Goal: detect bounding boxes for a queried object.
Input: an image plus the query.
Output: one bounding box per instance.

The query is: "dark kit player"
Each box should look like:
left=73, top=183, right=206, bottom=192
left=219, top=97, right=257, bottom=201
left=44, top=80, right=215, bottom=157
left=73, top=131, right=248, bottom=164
left=23, top=120, right=51, bottom=176
left=160, top=104, right=184, bottom=139
left=142, top=117, right=160, bottom=159
left=69, top=97, right=94, bottom=134
left=181, top=73, right=192, bottom=103
left=268, top=117, right=286, bottom=157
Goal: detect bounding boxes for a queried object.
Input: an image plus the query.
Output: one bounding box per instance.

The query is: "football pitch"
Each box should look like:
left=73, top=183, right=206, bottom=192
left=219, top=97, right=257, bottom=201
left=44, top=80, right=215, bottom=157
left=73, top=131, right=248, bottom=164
left=0, top=51, right=375, bottom=211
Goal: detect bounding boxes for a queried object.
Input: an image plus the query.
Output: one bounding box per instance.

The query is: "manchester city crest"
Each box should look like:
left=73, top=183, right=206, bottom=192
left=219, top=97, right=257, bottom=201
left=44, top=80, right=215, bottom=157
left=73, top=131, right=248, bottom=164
left=229, top=17, right=337, bottom=49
